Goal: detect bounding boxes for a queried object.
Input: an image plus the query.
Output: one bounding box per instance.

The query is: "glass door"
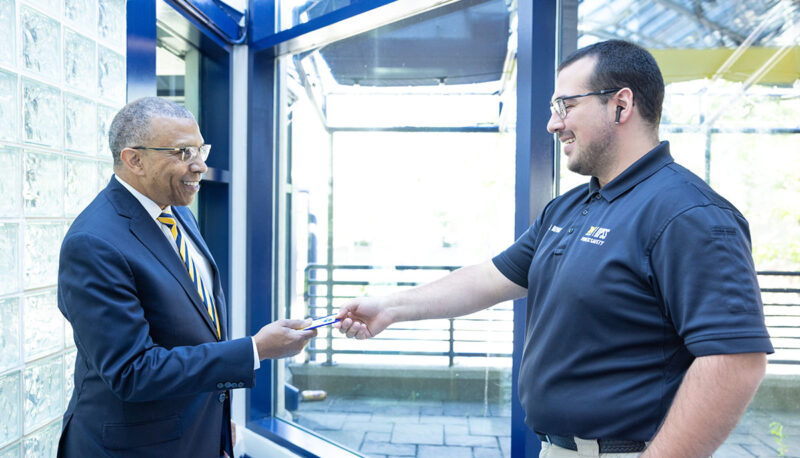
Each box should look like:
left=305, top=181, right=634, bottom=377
left=276, top=1, right=518, bottom=456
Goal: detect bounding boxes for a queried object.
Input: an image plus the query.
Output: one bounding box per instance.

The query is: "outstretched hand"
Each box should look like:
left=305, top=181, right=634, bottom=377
left=254, top=319, right=317, bottom=360
left=334, top=296, right=394, bottom=339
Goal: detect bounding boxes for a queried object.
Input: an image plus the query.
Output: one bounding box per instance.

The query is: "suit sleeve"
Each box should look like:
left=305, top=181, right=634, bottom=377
left=58, top=232, right=255, bottom=402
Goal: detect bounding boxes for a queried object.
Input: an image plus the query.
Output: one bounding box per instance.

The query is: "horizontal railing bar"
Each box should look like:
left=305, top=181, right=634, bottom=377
left=757, top=271, right=800, bottom=276
left=307, top=349, right=512, bottom=357
left=305, top=264, right=460, bottom=270
left=330, top=337, right=514, bottom=343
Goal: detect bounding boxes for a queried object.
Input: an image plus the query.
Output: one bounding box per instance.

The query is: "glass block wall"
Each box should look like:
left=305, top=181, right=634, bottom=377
left=0, top=0, right=126, bottom=455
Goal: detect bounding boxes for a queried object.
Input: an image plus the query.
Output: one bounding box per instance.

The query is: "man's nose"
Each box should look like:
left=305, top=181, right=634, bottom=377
left=546, top=110, right=563, bottom=134
left=189, top=155, right=208, bottom=173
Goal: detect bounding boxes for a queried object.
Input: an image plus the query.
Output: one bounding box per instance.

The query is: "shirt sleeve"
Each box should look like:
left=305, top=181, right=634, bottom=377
left=492, top=214, right=546, bottom=288
left=252, top=337, right=260, bottom=370
left=649, top=205, right=773, bottom=357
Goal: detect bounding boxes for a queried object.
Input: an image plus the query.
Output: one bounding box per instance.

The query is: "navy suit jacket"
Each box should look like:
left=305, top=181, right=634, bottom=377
left=57, top=177, right=254, bottom=457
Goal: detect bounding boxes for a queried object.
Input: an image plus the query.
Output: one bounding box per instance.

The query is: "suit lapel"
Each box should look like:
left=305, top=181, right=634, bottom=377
left=106, top=179, right=221, bottom=340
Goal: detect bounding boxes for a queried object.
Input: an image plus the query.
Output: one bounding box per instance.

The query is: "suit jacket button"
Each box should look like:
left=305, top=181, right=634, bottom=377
left=218, top=392, right=226, bottom=403
left=217, top=383, right=224, bottom=389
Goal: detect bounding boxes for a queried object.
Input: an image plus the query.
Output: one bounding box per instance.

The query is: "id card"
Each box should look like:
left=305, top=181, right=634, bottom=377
left=303, top=314, right=341, bottom=330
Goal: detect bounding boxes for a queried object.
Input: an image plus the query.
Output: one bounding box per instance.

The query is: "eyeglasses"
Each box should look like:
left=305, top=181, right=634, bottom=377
left=550, top=88, right=621, bottom=120
left=131, top=145, right=211, bottom=163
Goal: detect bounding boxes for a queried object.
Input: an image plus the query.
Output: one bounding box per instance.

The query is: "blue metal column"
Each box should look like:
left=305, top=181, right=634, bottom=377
left=126, top=0, right=157, bottom=101
left=511, top=0, right=557, bottom=456
left=246, top=43, right=277, bottom=421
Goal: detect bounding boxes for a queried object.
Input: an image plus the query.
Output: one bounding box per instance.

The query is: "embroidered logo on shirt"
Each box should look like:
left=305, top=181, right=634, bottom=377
left=581, top=226, right=610, bottom=246
left=549, top=225, right=563, bottom=233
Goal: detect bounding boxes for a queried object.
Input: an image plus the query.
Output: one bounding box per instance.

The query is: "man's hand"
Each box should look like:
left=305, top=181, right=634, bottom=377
left=335, top=296, right=394, bottom=339
left=253, top=319, right=316, bottom=360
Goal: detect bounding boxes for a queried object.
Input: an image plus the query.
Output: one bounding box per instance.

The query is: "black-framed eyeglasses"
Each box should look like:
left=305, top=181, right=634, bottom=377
left=550, top=88, right=621, bottom=120
left=131, top=145, right=211, bottom=163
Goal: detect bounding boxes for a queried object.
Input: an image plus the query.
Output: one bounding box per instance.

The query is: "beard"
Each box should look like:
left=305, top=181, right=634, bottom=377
left=566, top=123, right=617, bottom=179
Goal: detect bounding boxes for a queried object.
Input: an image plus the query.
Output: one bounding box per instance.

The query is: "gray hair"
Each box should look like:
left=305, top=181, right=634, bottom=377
left=109, top=97, right=195, bottom=167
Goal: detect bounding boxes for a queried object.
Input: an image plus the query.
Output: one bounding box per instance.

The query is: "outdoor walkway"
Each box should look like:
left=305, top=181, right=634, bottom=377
left=293, top=397, right=800, bottom=457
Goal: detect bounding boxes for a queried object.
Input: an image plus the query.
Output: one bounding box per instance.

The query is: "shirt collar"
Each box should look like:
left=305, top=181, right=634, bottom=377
left=588, top=141, right=673, bottom=202
left=114, top=175, right=173, bottom=221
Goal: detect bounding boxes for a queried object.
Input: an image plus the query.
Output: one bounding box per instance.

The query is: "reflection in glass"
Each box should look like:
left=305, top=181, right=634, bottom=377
left=0, top=70, right=18, bottom=142
left=0, top=147, right=20, bottom=216
left=0, top=297, right=21, bottom=372
left=22, top=421, right=59, bottom=457
left=21, top=6, right=60, bottom=79
left=23, top=79, right=62, bottom=148
left=23, top=357, right=63, bottom=433
left=23, top=289, right=62, bottom=362
left=278, top=0, right=356, bottom=31
left=23, top=150, right=63, bottom=217
left=98, top=46, right=125, bottom=102
left=0, top=371, right=21, bottom=447
left=65, top=157, right=98, bottom=216
left=0, top=223, right=20, bottom=295
left=64, top=29, right=96, bottom=92
left=0, top=0, right=14, bottom=66
left=23, top=222, right=63, bottom=289
left=65, top=94, right=97, bottom=154
left=65, top=0, right=94, bottom=29
left=98, top=0, right=125, bottom=47
left=97, top=104, right=116, bottom=159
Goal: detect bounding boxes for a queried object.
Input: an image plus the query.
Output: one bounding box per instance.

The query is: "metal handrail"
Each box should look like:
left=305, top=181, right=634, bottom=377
left=303, top=265, right=799, bottom=366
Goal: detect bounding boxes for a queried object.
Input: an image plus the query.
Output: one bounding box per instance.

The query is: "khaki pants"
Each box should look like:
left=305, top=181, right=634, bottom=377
left=539, top=439, right=642, bottom=458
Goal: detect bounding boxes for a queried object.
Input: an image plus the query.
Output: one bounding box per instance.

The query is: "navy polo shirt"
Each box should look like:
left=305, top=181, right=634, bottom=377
left=493, top=141, right=773, bottom=441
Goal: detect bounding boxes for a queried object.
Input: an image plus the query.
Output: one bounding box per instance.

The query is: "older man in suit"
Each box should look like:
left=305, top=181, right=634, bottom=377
left=57, top=97, right=313, bottom=457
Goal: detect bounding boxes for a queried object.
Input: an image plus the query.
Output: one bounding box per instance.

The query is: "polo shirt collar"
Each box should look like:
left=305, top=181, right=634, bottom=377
left=588, top=141, right=673, bottom=202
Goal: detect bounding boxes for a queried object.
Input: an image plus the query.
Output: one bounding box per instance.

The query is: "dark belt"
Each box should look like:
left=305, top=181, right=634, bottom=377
left=536, top=433, right=647, bottom=454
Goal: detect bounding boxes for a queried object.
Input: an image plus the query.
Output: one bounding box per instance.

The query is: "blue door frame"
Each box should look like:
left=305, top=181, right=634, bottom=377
left=126, top=0, right=559, bottom=455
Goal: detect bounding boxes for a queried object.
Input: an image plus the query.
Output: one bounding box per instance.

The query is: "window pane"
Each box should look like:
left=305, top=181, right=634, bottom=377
left=23, top=150, right=63, bottom=217
left=0, top=223, right=20, bottom=295
left=278, top=2, right=517, bottom=456
left=23, top=356, right=63, bottom=434
left=20, top=6, right=60, bottom=81
left=0, top=70, right=17, bottom=142
left=0, top=297, right=21, bottom=372
left=23, top=289, right=62, bottom=362
left=23, top=222, right=63, bottom=289
left=22, top=80, right=62, bottom=149
left=0, top=371, right=21, bottom=447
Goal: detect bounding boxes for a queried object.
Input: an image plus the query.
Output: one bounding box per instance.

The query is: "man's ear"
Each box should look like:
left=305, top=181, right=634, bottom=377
left=613, top=88, right=634, bottom=125
left=119, top=148, right=146, bottom=176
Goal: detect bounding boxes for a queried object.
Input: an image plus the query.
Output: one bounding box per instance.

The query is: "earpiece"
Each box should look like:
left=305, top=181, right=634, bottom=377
left=615, top=106, right=623, bottom=124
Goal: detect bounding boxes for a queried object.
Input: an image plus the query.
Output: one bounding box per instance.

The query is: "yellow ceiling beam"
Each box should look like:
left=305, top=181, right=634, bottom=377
left=649, top=47, right=800, bottom=85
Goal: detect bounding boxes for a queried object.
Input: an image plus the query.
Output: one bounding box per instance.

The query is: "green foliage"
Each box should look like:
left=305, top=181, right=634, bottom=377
left=769, top=421, right=788, bottom=457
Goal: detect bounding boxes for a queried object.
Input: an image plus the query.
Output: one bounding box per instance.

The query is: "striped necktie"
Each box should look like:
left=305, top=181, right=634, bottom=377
left=157, top=211, right=221, bottom=339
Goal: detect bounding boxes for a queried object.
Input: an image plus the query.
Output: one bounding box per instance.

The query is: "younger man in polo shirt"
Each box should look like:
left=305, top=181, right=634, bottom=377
left=335, top=40, right=772, bottom=457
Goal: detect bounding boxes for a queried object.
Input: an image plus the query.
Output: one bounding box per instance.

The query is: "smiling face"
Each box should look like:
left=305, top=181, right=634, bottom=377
left=132, top=116, right=207, bottom=208
left=547, top=56, right=618, bottom=180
